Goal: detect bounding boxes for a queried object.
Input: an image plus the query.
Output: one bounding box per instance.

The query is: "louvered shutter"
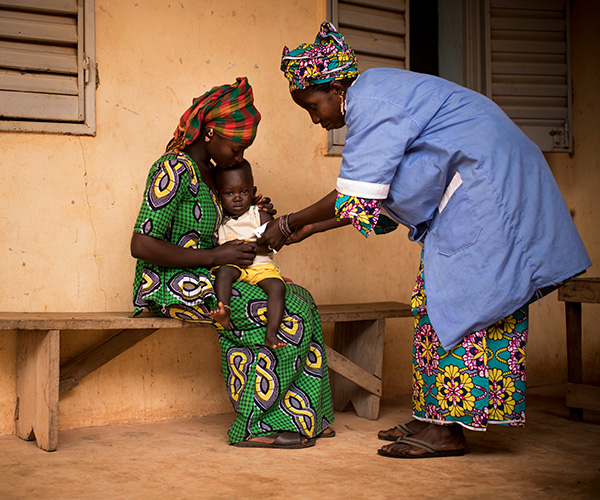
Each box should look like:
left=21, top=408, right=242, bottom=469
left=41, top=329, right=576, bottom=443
left=327, top=0, right=409, bottom=154
left=485, top=0, right=571, bottom=152
left=0, top=0, right=95, bottom=134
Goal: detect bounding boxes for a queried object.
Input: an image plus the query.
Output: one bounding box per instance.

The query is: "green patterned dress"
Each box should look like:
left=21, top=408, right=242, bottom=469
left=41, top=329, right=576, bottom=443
left=411, top=257, right=528, bottom=430
left=132, top=151, right=334, bottom=442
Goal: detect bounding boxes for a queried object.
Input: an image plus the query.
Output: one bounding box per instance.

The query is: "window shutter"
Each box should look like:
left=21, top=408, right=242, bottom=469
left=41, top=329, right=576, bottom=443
left=0, top=0, right=95, bottom=134
left=327, top=0, right=409, bottom=154
left=484, top=0, right=571, bottom=152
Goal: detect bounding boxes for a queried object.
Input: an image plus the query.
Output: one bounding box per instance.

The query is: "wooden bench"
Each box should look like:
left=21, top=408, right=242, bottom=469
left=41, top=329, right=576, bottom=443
left=0, top=301, right=411, bottom=451
left=557, top=278, right=600, bottom=420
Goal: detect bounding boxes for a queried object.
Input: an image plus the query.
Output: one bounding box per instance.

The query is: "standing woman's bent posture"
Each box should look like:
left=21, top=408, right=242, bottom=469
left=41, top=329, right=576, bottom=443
left=260, top=23, right=591, bottom=458
left=131, top=77, right=334, bottom=449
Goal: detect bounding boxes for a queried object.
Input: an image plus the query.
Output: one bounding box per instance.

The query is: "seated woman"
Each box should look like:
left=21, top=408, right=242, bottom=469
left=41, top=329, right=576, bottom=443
left=130, top=77, right=334, bottom=449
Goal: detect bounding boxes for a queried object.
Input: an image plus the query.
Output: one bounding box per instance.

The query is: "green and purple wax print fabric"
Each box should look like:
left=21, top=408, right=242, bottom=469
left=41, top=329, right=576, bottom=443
left=281, top=21, right=359, bottom=91
left=132, top=151, right=333, bottom=442
left=411, top=258, right=528, bottom=430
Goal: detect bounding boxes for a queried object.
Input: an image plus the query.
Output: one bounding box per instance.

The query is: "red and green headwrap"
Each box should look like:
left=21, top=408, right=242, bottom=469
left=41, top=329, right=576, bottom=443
left=166, top=77, right=261, bottom=153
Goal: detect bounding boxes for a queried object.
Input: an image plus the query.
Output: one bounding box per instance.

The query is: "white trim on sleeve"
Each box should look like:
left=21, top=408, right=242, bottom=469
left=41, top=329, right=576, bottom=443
left=336, top=177, right=390, bottom=199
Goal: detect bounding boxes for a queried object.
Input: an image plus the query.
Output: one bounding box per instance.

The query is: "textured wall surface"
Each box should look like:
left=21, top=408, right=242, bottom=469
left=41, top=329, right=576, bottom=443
left=0, top=0, right=597, bottom=434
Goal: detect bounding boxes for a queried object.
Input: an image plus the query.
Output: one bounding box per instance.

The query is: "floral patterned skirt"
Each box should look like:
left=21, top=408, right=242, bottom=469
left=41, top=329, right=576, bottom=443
left=411, top=259, right=528, bottom=430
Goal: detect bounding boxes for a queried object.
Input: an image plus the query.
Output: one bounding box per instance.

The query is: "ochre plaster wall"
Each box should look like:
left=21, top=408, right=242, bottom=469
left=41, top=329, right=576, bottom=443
left=0, top=0, right=597, bottom=435
left=530, top=0, right=600, bottom=388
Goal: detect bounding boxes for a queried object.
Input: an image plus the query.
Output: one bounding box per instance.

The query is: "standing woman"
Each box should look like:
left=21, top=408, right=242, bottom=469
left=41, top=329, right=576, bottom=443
left=131, top=77, right=334, bottom=448
left=260, top=23, right=591, bottom=458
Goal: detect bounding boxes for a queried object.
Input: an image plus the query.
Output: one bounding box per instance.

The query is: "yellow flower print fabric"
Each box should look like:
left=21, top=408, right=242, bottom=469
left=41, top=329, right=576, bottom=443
left=411, top=257, right=528, bottom=430
left=334, top=194, right=399, bottom=237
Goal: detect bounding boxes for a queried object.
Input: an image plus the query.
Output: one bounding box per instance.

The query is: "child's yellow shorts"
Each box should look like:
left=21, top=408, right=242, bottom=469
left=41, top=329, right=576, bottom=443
left=212, top=264, right=283, bottom=285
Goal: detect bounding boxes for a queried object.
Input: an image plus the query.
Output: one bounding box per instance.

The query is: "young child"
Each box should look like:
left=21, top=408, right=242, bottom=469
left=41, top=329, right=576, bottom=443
left=210, top=160, right=287, bottom=349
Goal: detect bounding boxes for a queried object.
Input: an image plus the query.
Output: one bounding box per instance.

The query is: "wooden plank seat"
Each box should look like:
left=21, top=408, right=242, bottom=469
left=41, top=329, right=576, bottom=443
left=557, top=278, right=600, bottom=420
left=0, top=301, right=411, bottom=451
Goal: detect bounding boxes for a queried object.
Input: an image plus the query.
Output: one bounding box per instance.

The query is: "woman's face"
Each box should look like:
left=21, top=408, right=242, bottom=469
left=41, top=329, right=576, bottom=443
left=291, top=84, right=346, bottom=130
left=206, top=134, right=248, bottom=168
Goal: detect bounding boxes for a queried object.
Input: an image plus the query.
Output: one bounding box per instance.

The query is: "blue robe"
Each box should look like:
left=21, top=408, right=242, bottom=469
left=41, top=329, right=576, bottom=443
left=337, top=68, right=591, bottom=350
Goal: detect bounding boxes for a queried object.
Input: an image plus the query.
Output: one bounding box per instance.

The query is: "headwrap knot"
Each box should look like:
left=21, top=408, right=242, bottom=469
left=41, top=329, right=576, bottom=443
left=166, top=77, right=261, bottom=153
left=280, top=21, right=359, bottom=92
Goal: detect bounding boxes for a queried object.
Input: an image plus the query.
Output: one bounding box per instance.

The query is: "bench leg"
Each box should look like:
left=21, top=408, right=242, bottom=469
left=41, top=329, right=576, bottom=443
left=565, top=301, right=584, bottom=421
left=15, top=330, right=60, bottom=451
left=330, top=319, right=384, bottom=420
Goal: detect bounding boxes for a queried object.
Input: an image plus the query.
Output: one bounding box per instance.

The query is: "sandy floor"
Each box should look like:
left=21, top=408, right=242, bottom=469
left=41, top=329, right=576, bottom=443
left=1, top=393, right=599, bottom=500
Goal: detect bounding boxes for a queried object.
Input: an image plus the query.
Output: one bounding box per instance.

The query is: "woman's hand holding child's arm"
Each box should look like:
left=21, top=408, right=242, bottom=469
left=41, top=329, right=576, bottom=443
left=258, top=189, right=339, bottom=251
left=285, top=218, right=351, bottom=245
left=131, top=233, right=255, bottom=269
left=214, top=240, right=256, bottom=267
left=252, top=205, right=277, bottom=254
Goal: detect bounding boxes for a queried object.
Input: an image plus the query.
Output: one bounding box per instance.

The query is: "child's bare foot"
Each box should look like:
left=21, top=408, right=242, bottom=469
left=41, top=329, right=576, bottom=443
left=265, top=331, right=286, bottom=349
left=210, top=302, right=231, bottom=328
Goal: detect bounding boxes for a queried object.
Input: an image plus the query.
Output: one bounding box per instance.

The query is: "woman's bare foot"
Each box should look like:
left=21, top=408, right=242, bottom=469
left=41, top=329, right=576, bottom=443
left=265, top=330, right=286, bottom=349
left=378, top=423, right=467, bottom=458
left=377, top=419, right=429, bottom=441
left=210, top=302, right=231, bottom=328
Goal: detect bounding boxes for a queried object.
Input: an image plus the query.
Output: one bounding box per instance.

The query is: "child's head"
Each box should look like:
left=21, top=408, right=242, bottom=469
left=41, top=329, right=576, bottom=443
left=215, top=160, right=256, bottom=217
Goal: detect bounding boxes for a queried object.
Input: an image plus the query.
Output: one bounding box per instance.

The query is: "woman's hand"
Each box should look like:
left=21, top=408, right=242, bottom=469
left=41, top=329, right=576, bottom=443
left=285, top=224, right=315, bottom=245
left=131, top=233, right=256, bottom=269
left=285, top=218, right=352, bottom=246
left=256, top=190, right=344, bottom=251
left=257, top=218, right=288, bottom=252
left=254, top=194, right=276, bottom=217
left=213, top=240, right=256, bottom=268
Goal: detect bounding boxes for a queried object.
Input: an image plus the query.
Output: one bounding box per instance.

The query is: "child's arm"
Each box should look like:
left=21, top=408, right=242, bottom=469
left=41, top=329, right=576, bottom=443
left=286, top=217, right=351, bottom=245
left=251, top=209, right=275, bottom=255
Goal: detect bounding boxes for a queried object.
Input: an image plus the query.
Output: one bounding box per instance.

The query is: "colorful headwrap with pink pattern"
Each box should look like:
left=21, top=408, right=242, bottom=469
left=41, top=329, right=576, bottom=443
left=281, top=21, right=359, bottom=92
left=165, top=77, right=261, bottom=153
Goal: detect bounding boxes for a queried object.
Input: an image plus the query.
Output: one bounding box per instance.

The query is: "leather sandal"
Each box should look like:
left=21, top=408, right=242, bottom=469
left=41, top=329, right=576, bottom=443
left=232, top=432, right=315, bottom=449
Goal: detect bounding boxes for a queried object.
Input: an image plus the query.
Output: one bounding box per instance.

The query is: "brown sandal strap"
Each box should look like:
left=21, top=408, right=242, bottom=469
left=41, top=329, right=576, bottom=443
left=394, top=423, right=412, bottom=434
left=394, top=436, right=440, bottom=453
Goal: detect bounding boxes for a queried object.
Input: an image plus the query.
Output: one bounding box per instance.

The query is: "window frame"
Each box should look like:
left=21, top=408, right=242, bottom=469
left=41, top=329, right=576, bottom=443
left=463, top=0, right=572, bottom=152
left=326, top=0, right=409, bottom=155
left=0, top=0, right=96, bottom=136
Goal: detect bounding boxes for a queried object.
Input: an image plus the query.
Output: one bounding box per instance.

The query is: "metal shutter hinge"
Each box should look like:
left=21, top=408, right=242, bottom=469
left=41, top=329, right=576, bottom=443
left=549, top=120, right=569, bottom=150
left=83, top=56, right=90, bottom=84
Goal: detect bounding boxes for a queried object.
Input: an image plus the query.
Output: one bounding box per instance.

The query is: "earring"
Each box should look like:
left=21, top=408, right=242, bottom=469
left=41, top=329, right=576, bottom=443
left=339, top=93, right=346, bottom=116
left=204, top=127, right=214, bottom=142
